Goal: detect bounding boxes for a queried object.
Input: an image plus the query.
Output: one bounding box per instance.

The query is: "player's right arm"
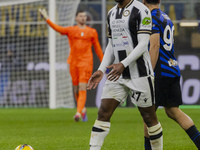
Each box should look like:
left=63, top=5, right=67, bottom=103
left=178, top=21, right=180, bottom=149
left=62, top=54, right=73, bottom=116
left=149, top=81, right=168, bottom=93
left=39, top=8, right=68, bottom=34
left=98, top=39, right=114, bottom=73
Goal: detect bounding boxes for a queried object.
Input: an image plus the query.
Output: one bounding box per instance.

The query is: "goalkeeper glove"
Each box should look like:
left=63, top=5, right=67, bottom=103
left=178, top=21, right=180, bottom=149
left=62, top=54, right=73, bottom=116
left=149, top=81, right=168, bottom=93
left=39, top=8, right=49, bottom=20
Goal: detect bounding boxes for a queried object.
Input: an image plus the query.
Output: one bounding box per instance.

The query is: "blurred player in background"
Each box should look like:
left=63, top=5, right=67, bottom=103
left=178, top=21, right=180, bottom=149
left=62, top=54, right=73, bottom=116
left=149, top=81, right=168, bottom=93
left=87, top=0, right=163, bottom=149
left=39, top=9, right=104, bottom=122
left=143, top=0, right=200, bottom=149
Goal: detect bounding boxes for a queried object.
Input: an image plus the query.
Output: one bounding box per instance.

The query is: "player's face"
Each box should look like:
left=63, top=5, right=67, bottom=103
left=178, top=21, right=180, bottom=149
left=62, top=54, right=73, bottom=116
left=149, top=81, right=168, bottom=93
left=76, top=12, right=87, bottom=25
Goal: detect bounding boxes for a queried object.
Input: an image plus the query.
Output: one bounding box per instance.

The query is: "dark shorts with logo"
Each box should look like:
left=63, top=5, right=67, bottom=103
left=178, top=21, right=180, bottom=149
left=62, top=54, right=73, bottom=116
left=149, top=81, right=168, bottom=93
left=155, top=77, right=182, bottom=107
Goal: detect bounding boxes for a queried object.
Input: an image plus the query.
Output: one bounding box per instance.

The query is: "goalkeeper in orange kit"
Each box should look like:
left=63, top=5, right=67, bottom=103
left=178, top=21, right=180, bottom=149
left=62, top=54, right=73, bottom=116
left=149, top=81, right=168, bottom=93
left=39, top=9, right=103, bottom=122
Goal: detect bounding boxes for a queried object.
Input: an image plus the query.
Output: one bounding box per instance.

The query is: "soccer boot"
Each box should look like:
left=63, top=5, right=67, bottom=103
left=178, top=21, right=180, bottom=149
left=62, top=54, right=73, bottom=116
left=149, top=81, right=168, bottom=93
left=74, top=112, right=81, bottom=122
left=81, top=107, right=88, bottom=122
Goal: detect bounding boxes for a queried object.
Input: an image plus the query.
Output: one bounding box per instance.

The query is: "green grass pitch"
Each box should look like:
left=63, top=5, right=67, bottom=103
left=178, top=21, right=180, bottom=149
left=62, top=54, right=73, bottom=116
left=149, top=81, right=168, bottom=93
left=0, top=107, right=199, bottom=150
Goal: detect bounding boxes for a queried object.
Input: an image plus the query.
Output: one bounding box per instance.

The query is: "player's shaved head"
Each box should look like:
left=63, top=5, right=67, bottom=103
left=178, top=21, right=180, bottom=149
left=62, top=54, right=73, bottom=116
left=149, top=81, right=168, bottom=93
left=145, top=0, right=160, bottom=4
left=115, top=0, right=125, bottom=3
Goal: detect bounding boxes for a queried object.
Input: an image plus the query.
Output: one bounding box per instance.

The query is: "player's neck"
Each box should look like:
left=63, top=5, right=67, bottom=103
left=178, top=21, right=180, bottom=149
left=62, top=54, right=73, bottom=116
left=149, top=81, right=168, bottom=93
left=77, top=23, right=86, bottom=29
left=146, top=4, right=159, bottom=11
left=117, top=0, right=131, bottom=8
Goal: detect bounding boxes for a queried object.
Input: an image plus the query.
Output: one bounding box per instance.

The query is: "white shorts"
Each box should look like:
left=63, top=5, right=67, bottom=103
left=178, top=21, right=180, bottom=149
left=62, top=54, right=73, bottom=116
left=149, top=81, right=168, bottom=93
left=101, top=75, right=155, bottom=108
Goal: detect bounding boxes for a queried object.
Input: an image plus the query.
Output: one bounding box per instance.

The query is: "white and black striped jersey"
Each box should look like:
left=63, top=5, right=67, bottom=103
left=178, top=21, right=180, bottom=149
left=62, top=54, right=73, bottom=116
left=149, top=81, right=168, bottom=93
left=107, top=0, right=153, bottom=78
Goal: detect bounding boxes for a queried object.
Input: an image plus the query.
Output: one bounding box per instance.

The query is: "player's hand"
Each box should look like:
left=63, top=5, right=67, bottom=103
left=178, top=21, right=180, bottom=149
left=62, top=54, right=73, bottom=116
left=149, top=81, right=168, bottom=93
left=87, top=70, right=103, bottom=90
left=39, top=8, right=49, bottom=20
left=107, top=63, right=125, bottom=81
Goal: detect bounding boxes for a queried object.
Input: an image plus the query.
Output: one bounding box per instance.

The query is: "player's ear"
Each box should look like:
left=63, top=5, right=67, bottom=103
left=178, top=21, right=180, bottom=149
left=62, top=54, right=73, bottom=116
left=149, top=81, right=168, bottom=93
left=75, top=15, right=78, bottom=22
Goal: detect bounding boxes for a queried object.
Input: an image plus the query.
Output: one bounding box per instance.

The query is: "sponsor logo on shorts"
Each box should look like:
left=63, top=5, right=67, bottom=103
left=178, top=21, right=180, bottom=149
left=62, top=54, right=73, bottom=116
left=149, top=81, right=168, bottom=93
left=144, top=98, right=148, bottom=103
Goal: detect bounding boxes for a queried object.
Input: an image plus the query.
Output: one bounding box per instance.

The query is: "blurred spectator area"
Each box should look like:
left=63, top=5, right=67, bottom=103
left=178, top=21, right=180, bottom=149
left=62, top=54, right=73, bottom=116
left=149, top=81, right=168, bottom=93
left=158, top=0, right=200, bottom=49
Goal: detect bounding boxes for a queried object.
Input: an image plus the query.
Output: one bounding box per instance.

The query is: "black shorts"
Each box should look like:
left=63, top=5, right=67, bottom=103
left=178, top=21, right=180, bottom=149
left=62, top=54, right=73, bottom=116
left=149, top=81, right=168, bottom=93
left=155, top=77, right=182, bottom=107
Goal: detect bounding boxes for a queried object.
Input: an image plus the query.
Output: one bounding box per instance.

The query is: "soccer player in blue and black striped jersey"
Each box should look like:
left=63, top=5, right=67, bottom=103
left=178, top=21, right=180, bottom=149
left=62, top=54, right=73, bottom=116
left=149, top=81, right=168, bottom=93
left=143, top=0, right=200, bottom=149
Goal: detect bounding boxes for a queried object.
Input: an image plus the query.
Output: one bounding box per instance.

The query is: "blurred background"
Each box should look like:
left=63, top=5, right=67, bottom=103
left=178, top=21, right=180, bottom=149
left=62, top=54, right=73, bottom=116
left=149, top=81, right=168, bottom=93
left=0, top=0, right=200, bottom=108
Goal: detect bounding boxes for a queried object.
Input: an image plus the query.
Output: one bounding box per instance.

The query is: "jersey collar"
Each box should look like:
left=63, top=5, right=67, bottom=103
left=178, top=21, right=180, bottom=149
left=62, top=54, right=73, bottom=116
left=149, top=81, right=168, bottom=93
left=151, top=8, right=160, bottom=13
left=125, top=0, right=134, bottom=8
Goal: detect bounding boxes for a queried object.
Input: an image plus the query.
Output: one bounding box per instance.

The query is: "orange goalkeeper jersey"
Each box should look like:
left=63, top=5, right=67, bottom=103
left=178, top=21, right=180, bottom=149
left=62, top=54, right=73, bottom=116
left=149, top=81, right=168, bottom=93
left=46, top=19, right=103, bottom=67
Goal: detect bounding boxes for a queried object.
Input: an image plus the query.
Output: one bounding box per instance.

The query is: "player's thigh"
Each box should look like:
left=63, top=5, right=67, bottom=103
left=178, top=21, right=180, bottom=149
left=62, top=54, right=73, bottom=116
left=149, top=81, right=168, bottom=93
left=164, top=106, right=180, bottom=119
left=78, top=67, right=92, bottom=83
left=69, top=65, right=79, bottom=86
left=98, top=99, right=120, bottom=121
left=129, top=75, right=155, bottom=108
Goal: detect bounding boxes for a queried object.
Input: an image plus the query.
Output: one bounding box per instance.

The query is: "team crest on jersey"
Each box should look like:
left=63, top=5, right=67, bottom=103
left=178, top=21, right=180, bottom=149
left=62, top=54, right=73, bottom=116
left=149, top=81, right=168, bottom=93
left=142, top=17, right=151, bottom=25
left=123, top=10, right=130, bottom=17
left=81, top=32, right=84, bottom=36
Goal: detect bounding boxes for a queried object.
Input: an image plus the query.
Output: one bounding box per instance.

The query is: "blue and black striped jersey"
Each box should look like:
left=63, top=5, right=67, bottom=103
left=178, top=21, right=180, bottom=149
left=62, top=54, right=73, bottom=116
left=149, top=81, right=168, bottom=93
left=151, top=9, right=180, bottom=78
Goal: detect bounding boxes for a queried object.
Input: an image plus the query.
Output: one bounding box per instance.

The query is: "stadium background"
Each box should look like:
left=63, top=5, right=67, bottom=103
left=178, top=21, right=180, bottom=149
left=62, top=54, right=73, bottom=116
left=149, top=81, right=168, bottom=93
left=0, top=0, right=200, bottom=108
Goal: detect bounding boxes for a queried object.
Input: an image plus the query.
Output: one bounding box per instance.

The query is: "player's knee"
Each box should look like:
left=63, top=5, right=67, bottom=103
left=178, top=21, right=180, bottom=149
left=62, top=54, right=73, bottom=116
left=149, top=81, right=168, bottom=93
left=97, top=107, right=111, bottom=121
left=143, top=114, right=158, bottom=127
left=139, top=106, right=158, bottom=126
left=143, top=116, right=154, bottom=127
left=165, top=107, right=177, bottom=120
left=78, top=83, right=87, bottom=91
left=78, top=86, right=86, bottom=91
left=165, top=111, right=174, bottom=119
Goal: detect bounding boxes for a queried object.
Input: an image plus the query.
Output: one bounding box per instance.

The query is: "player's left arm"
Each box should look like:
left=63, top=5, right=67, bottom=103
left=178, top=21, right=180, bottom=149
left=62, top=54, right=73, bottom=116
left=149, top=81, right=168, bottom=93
left=121, top=7, right=152, bottom=68
left=149, top=15, right=161, bottom=70
left=107, top=34, right=150, bottom=82
left=121, top=33, right=150, bottom=68
left=149, top=33, right=160, bottom=70
left=92, top=29, right=104, bottom=62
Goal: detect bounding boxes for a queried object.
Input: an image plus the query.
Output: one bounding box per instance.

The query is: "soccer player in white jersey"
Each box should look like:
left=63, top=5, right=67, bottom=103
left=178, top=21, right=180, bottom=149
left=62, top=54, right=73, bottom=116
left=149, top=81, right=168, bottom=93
left=87, top=0, right=163, bottom=149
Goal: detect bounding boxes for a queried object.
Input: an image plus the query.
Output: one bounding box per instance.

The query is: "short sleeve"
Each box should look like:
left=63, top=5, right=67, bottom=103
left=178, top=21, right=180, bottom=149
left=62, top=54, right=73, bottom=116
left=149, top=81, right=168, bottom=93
left=137, top=8, right=152, bottom=35
left=151, top=16, right=160, bottom=34
left=107, top=10, right=112, bottom=38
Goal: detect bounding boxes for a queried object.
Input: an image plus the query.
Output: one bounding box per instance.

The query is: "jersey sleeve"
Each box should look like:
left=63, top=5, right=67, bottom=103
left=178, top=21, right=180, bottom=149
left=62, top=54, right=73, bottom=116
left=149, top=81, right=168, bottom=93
left=92, top=29, right=104, bottom=62
left=137, top=8, right=152, bottom=35
left=98, top=39, right=114, bottom=73
left=151, top=16, right=160, bottom=34
left=46, top=19, right=69, bottom=35
left=107, top=10, right=112, bottom=38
